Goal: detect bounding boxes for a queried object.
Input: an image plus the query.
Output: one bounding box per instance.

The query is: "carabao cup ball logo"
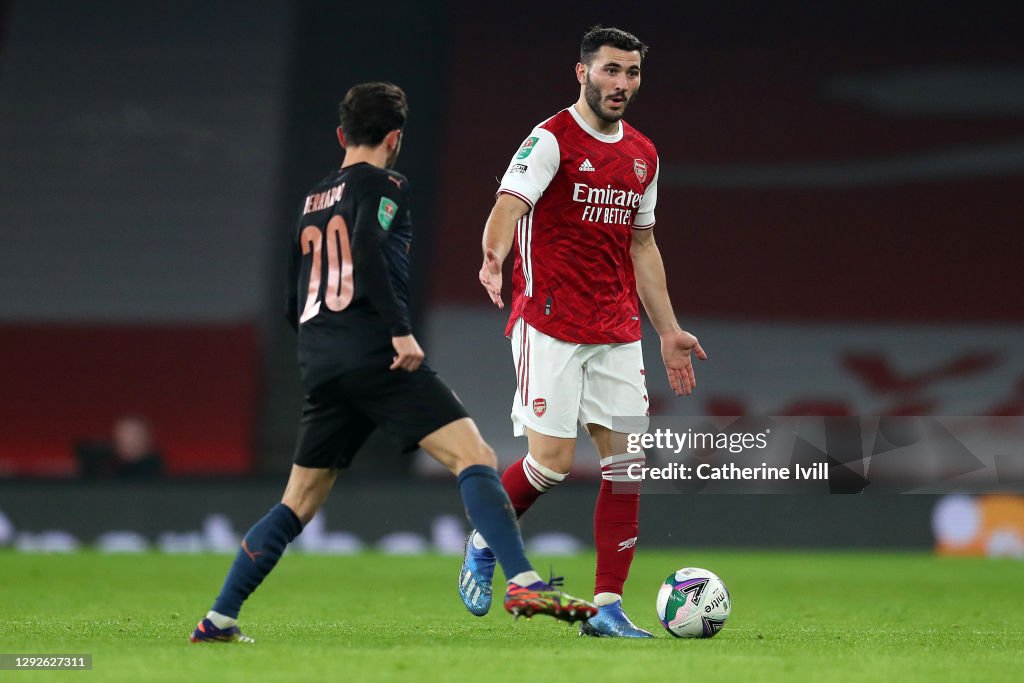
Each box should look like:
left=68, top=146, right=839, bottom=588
left=658, top=577, right=705, bottom=629
left=657, top=581, right=699, bottom=629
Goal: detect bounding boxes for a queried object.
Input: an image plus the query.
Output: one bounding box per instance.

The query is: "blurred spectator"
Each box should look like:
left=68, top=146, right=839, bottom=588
left=76, top=415, right=164, bottom=478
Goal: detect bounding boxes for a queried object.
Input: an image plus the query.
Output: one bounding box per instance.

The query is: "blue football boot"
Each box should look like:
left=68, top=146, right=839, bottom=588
left=579, top=600, right=654, bottom=638
left=458, top=531, right=496, bottom=616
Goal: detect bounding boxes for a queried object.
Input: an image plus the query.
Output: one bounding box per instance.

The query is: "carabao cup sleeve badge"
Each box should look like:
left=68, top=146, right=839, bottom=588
left=378, top=197, right=398, bottom=230
left=516, top=136, right=540, bottom=160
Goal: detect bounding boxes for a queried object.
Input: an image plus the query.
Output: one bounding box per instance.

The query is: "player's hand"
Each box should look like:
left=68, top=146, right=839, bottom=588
left=390, top=334, right=425, bottom=372
left=660, top=329, right=707, bottom=397
left=479, top=248, right=504, bottom=309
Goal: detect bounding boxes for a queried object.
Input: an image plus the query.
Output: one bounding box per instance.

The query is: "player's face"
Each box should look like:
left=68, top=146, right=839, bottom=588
left=581, top=46, right=642, bottom=123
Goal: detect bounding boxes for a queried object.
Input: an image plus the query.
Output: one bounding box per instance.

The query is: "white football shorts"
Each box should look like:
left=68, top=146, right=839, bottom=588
left=509, top=318, right=650, bottom=439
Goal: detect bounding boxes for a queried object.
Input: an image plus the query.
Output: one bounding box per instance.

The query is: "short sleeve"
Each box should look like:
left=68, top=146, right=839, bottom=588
left=496, top=128, right=560, bottom=209
left=633, top=156, right=659, bottom=229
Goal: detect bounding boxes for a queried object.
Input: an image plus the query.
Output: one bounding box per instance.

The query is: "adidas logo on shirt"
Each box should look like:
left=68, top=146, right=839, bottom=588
left=578, top=158, right=596, bottom=172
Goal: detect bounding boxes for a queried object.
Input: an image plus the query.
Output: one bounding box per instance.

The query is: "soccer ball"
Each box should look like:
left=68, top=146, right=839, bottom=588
left=656, top=567, right=731, bottom=638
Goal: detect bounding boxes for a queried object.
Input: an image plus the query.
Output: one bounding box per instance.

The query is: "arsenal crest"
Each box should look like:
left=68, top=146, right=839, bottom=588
left=633, top=158, right=648, bottom=183
left=533, top=398, right=547, bottom=417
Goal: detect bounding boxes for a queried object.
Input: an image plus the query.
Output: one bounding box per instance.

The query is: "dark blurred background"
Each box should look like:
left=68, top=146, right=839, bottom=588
left=0, top=1, right=1021, bottom=552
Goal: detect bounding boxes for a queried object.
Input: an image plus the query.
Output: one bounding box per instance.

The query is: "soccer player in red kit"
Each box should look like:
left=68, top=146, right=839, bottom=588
left=458, top=26, right=707, bottom=637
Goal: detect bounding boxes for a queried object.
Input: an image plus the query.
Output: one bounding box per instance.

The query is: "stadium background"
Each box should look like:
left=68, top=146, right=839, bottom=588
left=0, top=0, right=1021, bottom=555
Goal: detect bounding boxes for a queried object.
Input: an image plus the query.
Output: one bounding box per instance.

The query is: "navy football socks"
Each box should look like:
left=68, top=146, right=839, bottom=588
left=457, top=464, right=533, bottom=579
left=212, top=503, right=304, bottom=619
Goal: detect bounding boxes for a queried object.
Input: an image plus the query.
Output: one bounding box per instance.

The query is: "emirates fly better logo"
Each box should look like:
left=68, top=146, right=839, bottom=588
left=571, top=182, right=643, bottom=226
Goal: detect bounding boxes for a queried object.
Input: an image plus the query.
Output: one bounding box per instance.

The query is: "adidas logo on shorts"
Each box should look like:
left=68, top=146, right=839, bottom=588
left=578, top=158, right=596, bottom=172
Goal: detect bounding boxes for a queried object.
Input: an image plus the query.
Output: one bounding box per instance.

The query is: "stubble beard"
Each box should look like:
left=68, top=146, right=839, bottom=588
left=584, top=74, right=634, bottom=124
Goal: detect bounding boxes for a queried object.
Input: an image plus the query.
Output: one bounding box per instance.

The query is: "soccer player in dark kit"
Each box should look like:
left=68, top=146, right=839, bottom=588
left=191, top=82, right=595, bottom=643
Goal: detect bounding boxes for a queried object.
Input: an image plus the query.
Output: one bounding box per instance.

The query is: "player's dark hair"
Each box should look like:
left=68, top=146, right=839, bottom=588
left=338, top=82, right=408, bottom=147
left=580, top=25, right=648, bottom=65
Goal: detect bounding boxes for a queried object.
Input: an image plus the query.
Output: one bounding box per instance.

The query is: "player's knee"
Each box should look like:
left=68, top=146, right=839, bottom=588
left=530, top=447, right=574, bottom=475
left=475, top=442, right=498, bottom=469
left=457, top=441, right=497, bottom=471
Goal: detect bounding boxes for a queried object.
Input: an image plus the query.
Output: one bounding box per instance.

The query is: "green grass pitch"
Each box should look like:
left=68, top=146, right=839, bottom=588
left=0, top=550, right=1021, bottom=682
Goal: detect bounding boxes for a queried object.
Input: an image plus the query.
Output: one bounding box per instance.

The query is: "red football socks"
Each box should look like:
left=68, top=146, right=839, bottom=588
left=502, top=453, right=567, bottom=517
left=594, top=453, right=644, bottom=597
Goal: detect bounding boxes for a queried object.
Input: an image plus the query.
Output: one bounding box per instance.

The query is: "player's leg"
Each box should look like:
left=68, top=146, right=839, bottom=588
left=421, top=416, right=540, bottom=590
left=501, top=428, right=574, bottom=518
left=503, top=319, right=581, bottom=516
left=191, top=379, right=371, bottom=643
left=280, top=464, right=339, bottom=525
left=588, top=425, right=644, bottom=608
left=470, top=433, right=575, bottom=575
left=577, top=341, right=653, bottom=638
left=420, top=417, right=594, bottom=622
left=461, top=320, right=582, bottom=612
left=363, top=367, right=594, bottom=624
left=192, top=465, right=335, bottom=643
left=477, top=319, right=580, bottom=538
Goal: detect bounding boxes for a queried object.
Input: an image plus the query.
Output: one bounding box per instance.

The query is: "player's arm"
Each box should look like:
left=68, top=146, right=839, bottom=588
left=480, top=194, right=530, bottom=309
left=350, top=181, right=422, bottom=371
left=630, top=156, right=707, bottom=396
left=631, top=227, right=707, bottom=396
left=480, top=128, right=559, bottom=308
left=631, top=228, right=682, bottom=335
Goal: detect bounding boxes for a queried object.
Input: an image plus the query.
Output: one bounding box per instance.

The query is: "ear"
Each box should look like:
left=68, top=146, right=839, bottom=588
left=385, top=129, right=402, bottom=148
left=576, top=62, right=587, bottom=85
left=336, top=126, right=347, bottom=149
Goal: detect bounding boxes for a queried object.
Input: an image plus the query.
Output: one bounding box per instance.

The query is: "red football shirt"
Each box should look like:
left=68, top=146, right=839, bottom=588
left=497, top=105, right=659, bottom=343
